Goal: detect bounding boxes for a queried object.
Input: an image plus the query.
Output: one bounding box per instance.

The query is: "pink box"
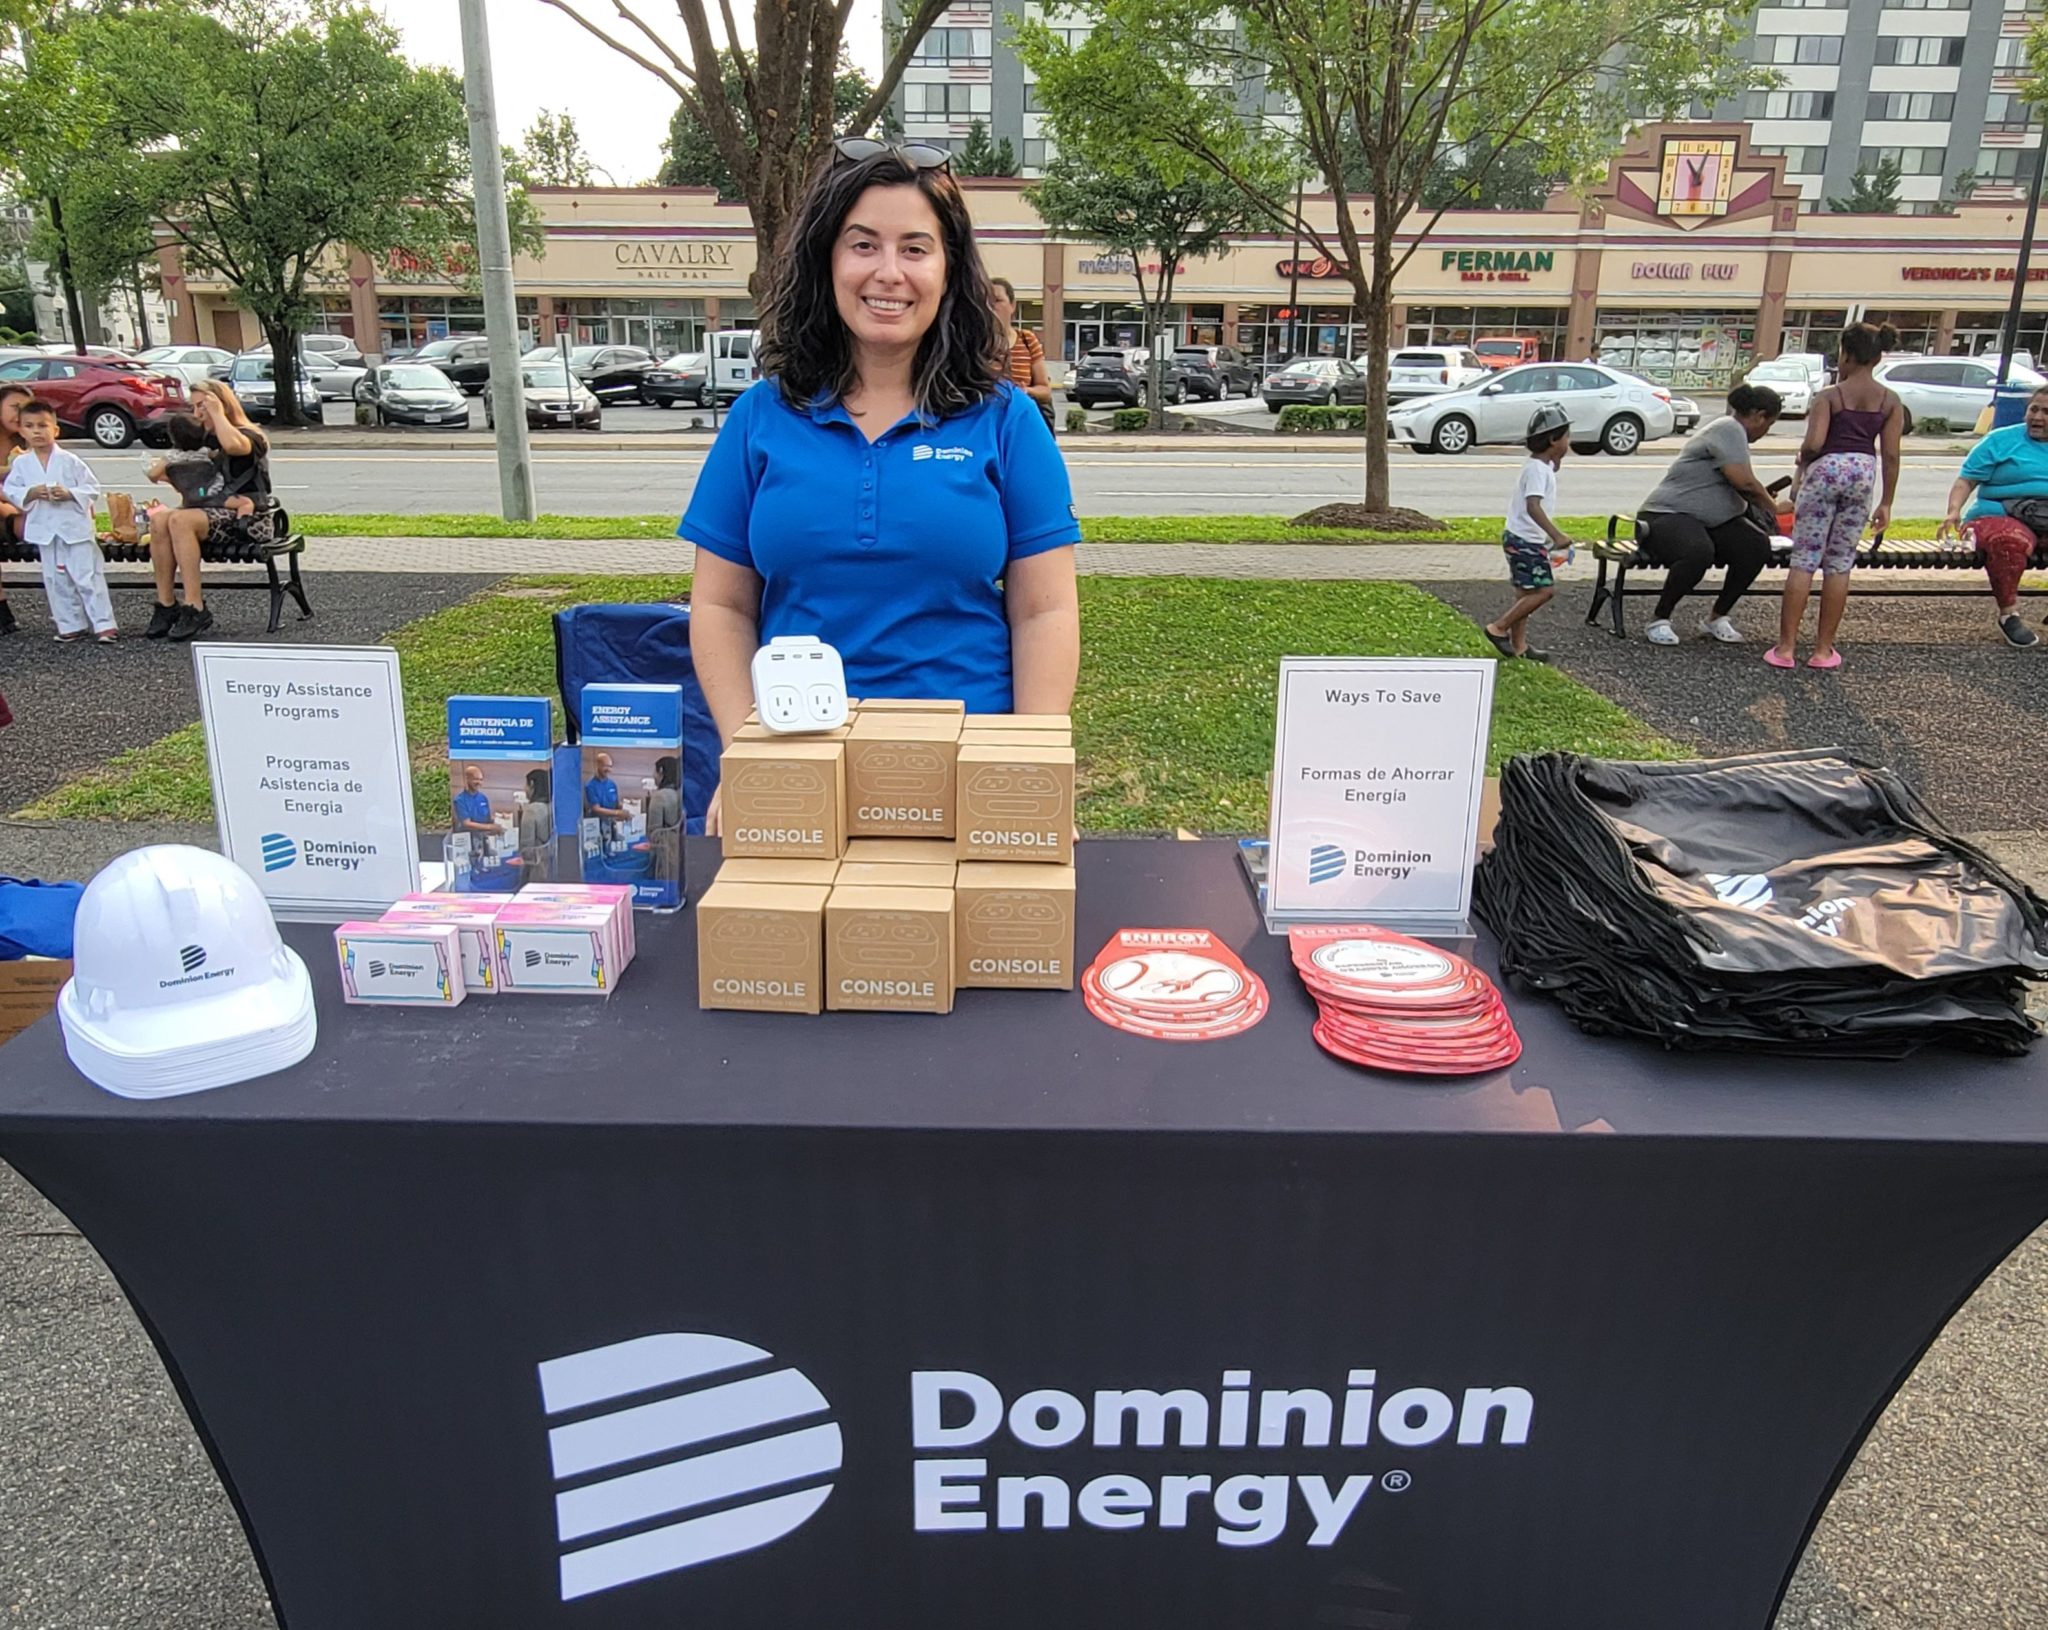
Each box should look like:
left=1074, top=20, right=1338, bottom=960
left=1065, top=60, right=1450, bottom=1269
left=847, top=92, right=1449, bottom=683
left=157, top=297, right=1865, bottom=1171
left=379, top=895, right=509, bottom=995
left=519, top=883, right=637, bottom=960
left=491, top=901, right=634, bottom=996
left=334, top=921, right=466, bottom=1007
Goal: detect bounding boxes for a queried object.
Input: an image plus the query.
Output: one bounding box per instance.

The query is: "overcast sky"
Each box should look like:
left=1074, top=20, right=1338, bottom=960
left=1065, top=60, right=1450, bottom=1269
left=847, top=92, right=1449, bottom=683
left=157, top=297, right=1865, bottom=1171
left=389, top=0, right=888, bottom=186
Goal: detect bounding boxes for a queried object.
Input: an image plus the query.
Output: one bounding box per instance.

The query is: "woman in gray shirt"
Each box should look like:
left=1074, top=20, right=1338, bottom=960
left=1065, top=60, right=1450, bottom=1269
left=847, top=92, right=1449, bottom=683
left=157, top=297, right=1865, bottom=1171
left=1633, top=382, right=1786, bottom=645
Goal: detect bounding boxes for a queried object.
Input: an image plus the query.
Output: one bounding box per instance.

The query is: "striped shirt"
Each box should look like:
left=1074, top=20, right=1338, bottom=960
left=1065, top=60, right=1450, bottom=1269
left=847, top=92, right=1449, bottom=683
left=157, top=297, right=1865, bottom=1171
left=1004, top=328, right=1045, bottom=388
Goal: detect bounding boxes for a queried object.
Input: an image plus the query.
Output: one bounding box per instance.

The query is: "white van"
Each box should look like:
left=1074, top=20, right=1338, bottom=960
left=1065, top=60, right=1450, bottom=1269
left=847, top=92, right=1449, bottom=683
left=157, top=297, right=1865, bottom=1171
left=704, top=329, right=758, bottom=402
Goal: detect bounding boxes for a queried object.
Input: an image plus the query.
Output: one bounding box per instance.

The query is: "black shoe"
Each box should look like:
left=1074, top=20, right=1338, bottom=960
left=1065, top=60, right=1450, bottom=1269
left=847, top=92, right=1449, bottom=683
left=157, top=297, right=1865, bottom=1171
left=0, top=600, right=16, bottom=636
left=1520, top=646, right=1552, bottom=663
left=1482, top=628, right=1516, bottom=658
left=1998, top=613, right=2038, bottom=649
left=145, top=601, right=179, bottom=639
left=167, top=604, right=214, bottom=642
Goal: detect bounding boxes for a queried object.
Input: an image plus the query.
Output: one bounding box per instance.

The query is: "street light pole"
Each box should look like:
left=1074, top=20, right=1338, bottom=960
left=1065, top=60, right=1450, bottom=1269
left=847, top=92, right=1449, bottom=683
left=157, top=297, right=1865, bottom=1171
left=1995, top=128, right=2046, bottom=388
left=458, top=0, right=537, bottom=522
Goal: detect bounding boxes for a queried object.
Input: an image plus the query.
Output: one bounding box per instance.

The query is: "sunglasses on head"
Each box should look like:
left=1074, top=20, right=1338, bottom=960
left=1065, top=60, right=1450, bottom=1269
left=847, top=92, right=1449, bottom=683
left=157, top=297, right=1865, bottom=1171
left=833, top=136, right=952, bottom=172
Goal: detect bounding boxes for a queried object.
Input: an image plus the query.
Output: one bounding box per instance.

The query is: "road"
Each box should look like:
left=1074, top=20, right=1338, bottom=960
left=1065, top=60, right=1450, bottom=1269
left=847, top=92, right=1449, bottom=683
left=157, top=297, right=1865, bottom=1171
left=74, top=397, right=1968, bottom=519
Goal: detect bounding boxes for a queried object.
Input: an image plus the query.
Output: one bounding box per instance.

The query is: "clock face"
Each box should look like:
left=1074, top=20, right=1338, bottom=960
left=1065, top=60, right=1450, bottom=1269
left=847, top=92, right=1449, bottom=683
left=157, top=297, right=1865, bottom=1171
left=1658, top=138, right=1739, bottom=218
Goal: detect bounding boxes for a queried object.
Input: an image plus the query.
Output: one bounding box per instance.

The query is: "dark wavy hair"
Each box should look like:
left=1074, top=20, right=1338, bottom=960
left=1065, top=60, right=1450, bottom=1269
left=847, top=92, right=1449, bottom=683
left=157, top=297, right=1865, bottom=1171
left=757, top=148, right=1004, bottom=419
left=1727, top=382, right=1783, bottom=419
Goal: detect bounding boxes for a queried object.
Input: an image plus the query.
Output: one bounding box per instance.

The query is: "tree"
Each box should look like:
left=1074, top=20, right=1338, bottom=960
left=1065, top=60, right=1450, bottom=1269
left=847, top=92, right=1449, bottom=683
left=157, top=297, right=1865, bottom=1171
left=1827, top=158, right=1902, bottom=215
left=658, top=53, right=873, bottom=200
left=515, top=110, right=608, bottom=187
left=1416, top=138, right=1568, bottom=211
left=1029, top=142, right=1268, bottom=427
left=1930, top=168, right=1978, bottom=218
left=543, top=0, right=951, bottom=292
left=98, top=0, right=540, bottom=424
left=1016, top=0, right=1756, bottom=512
left=958, top=121, right=1018, bottom=177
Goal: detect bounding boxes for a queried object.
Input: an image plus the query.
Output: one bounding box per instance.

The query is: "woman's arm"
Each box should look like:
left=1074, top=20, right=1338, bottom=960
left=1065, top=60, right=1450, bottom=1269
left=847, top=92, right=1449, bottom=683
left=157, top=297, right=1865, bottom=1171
left=690, top=550, right=764, bottom=747
left=1939, top=474, right=1980, bottom=539
left=1873, top=396, right=1904, bottom=535
left=1006, top=547, right=1080, bottom=714
left=1028, top=340, right=1054, bottom=408
left=1718, top=453, right=1780, bottom=516
left=1797, top=392, right=1831, bottom=468
left=205, top=404, right=254, bottom=458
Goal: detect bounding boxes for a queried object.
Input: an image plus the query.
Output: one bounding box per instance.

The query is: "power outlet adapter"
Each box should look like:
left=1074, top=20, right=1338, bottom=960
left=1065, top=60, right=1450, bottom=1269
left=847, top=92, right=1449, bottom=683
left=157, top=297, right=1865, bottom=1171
left=750, top=636, right=849, bottom=734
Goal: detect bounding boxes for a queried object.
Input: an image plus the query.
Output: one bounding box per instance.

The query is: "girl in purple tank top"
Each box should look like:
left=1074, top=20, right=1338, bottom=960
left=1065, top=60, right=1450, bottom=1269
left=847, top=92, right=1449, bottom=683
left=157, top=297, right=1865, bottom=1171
left=1768, top=322, right=1905, bottom=670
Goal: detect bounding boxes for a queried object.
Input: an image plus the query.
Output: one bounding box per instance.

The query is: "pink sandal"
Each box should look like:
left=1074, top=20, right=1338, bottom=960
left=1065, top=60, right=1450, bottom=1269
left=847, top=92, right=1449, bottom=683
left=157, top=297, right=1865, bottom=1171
left=1806, top=650, right=1842, bottom=670
left=1762, top=648, right=1796, bottom=669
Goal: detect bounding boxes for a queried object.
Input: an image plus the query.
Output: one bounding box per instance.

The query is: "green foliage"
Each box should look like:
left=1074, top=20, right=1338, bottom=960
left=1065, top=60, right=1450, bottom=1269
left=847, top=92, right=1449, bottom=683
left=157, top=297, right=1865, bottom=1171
left=514, top=110, right=603, bottom=188
left=657, top=53, right=873, bottom=197
left=1275, top=406, right=1369, bottom=432
left=1110, top=408, right=1150, bottom=431
left=1065, top=405, right=1090, bottom=434
left=1828, top=158, right=1902, bottom=214
left=1931, top=169, right=1979, bottom=216
left=1913, top=417, right=1955, bottom=435
left=957, top=120, right=1018, bottom=177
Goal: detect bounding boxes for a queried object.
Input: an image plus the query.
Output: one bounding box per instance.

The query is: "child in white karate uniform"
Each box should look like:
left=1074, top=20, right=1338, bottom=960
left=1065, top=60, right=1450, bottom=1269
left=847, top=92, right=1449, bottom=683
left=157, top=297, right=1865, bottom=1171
left=1, top=399, right=114, bottom=642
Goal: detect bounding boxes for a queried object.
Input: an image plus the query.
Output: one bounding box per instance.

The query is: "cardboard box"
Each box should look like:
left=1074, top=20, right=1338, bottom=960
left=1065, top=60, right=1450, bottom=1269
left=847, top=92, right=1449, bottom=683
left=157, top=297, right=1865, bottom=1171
left=956, top=742, right=1075, bottom=864
left=713, top=857, right=842, bottom=888
left=955, top=862, right=1077, bottom=989
left=334, top=921, right=467, bottom=1006
left=0, top=957, right=70, bottom=1045
left=380, top=894, right=508, bottom=995
left=720, top=739, right=847, bottom=859
left=842, top=838, right=957, bottom=866
left=834, top=860, right=956, bottom=890
left=845, top=715, right=959, bottom=838
left=446, top=695, right=556, bottom=895
left=826, top=885, right=955, bottom=1014
left=571, top=683, right=686, bottom=911
left=697, top=880, right=830, bottom=1014
left=959, top=730, right=1071, bottom=751
left=855, top=698, right=966, bottom=718
left=964, top=714, right=1073, bottom=734
left=733, top=721, right=851, bottom=743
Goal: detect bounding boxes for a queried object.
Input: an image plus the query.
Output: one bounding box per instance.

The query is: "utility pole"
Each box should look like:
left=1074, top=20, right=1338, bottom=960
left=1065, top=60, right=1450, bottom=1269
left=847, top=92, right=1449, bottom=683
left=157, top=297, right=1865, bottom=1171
left=1995, top=132, right=2046, bottom=388
left=458, top=0, right=537, bottom=521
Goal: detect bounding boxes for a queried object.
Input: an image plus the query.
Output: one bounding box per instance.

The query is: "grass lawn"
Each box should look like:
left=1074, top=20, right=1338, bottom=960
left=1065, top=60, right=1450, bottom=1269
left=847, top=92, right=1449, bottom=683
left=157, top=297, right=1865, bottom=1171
left=19, top=575, right=1677, bottom=831
left=288, top=511, right=1953, bottom=544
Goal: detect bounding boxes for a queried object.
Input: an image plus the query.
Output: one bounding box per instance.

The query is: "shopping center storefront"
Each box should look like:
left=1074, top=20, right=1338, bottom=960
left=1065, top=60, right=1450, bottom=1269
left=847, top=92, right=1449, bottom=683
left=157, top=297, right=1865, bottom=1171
left=159, top=123, right=2046, bottom=384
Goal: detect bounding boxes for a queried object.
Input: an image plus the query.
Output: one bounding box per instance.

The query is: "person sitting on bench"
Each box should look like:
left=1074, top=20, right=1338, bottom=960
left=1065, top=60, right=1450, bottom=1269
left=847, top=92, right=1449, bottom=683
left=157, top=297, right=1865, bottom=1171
left=1631, top=382, right=1785, bottom=647
left=146, top=379, right=275, bottom=644
left=1936, top=382, right=2048, bottom=649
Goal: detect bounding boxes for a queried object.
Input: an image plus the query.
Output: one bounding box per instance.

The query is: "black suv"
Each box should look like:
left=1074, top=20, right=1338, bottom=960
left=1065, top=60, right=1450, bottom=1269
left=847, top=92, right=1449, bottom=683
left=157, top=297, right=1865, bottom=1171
left=1068, top=347, right=1186, bottom=410
left=1171, top=343, right=1255, bottom=401
left=404, top=336, right=493, bottom=394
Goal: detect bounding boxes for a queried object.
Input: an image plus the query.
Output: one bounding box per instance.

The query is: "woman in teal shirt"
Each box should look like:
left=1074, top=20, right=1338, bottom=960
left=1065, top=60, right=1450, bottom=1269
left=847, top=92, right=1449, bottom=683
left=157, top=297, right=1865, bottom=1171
left=1937, top=384, right=2048, bottom=647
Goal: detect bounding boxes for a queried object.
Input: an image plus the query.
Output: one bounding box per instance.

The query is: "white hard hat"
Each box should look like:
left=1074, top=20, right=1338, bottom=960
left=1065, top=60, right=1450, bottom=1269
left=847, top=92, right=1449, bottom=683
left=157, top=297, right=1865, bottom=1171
left=58, top=845, right=316, bottom=1097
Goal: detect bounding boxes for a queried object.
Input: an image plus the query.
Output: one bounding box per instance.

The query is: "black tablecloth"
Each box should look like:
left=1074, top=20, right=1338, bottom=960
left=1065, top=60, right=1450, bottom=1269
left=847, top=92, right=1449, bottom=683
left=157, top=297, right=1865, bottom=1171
left=2, top=838, right=2046, bottom=1630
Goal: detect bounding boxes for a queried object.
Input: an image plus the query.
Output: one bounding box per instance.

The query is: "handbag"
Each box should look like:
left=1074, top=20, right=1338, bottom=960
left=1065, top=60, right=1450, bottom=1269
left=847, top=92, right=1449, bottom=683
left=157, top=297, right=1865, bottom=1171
left=2000, top=497, right=2048, bottom=539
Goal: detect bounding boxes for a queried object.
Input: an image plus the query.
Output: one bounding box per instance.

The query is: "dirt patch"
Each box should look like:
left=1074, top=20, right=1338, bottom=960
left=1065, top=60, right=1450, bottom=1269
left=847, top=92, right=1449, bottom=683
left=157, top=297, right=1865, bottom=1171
left=1291, top=504, right=1446, bottom=532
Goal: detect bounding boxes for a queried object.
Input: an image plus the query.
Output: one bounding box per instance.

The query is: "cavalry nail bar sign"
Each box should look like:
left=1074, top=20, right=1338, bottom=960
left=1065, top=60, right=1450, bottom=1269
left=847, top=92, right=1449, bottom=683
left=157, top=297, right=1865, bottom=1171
left=1266, top=658, right=1495, bottom=929
left=195, top=643, right=421, bottom=920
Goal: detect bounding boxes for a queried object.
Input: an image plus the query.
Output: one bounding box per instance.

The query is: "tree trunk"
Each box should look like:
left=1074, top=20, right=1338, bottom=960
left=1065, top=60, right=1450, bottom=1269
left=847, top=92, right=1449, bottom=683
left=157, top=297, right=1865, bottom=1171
left=132, top=264, right=153, bottom=349
left=1359, top=231, right=1399, bottom=512
left=264, top=317, right=307, bottom=428
left=46, top=194, right=89, bottom=356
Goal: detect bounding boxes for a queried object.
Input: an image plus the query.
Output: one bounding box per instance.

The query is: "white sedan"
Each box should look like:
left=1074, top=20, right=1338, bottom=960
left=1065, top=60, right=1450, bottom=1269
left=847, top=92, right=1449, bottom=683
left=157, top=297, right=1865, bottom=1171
left=136, top=344, right=235, bottom=387
left=1387, top=361, right=1677, bottom=456
left=1873, top=357, right=2046, bottom=430
left=1741, top=359, right=1817, bottom=416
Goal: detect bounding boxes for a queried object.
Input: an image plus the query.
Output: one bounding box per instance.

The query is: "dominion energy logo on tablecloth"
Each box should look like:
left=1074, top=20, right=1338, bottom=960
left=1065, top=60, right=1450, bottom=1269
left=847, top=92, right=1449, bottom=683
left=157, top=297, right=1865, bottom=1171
left=536, top=1329, right=1535, bottom=1600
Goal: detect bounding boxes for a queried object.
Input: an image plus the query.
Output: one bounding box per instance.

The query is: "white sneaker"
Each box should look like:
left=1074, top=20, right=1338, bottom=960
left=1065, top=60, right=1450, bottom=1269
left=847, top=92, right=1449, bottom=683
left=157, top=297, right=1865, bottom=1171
left=1646, top=619, right=1680, bottom=646
left=1700, top=615, right=1745, bottom=644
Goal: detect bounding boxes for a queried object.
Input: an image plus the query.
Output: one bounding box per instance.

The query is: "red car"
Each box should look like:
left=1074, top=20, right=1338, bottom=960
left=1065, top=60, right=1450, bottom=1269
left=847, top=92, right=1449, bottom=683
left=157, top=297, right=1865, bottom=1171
left=0, top=351, right=189, bottom=447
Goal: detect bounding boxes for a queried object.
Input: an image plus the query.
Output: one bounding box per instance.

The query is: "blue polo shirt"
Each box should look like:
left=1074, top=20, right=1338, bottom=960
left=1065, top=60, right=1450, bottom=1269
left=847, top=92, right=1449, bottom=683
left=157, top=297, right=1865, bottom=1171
left=678, top=379, right=1080, bottom=713
left=584, top=776, right=620, bottom=815
left=452, top=789, right=492, bottom=828
left=1958, top=422, right=2048, bottom=521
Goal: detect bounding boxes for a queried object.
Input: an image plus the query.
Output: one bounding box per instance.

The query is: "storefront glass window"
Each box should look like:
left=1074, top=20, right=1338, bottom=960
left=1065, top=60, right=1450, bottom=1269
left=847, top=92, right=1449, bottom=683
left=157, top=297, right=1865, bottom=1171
left=1778, top=309, right=1851, bottom=368
left=1403, top=306, right=1571, bottom=358
left=1592, top=310, right=1757, bottom=388
left=1857, top=308, right=1945, bottom=357
left=1062, top=301, right=1175, bottom=361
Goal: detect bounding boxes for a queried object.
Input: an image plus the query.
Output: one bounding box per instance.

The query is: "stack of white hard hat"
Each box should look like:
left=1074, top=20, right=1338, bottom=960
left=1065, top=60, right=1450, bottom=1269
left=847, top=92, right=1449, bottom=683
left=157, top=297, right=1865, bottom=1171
left=58, top=845, right=316, bottom=1098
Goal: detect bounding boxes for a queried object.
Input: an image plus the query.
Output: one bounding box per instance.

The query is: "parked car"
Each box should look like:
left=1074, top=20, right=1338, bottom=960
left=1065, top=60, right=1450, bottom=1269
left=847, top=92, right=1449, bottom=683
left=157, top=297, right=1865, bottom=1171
left=639, top=352, right=710, bottom=407
left=1668, top=393, right=1702, bottom=433
left=1170, top=343, right=1256, bottom=401
left=1776, top=350, right=1831, bottom=386
left=136, top=344, right=235, bottom=387
left=355, top=363, right=471, bottom=428
left=247, top=333, right=367, bottom=369
left=1386, top=361, right=1675, bottom=455
left=1741, top=358, right=1818, bottom=416
left=0, top=350, right=188, bottom=447
left=1873, top=356, right=2048, bottom=429
left=1387, top=346, right=1489, bottom=402
left=1262, top=356, right=1368, bottom=411
left=394, top=336, right=494, bottom=393
left=1068, top=346, right=1184, bottom=409
left=485, top=359, right=602, bottom=430
left=224, top=354, right=323, bottom=422
left=299, top=350, right=368, bottom=402
left=562, top=344, right=660, bottom=400
left=1473, top=336, right=1540, bottom=371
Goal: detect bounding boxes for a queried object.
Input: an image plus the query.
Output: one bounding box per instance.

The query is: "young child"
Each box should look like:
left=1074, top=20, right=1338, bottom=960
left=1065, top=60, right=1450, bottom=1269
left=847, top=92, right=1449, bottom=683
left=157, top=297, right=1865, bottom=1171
left=1, top=400, right=113, bottom=643
left=1484, top=404, right=1576, bottom=662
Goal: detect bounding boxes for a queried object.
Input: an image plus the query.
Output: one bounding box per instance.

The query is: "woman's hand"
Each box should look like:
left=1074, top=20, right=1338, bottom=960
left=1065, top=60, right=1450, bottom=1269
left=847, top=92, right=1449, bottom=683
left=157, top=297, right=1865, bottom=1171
left=1869, top=502, right=1891, bottom=537
left=703, top=787, right=723, bottom=838
left=1937, top=507, right=1966, bottom=542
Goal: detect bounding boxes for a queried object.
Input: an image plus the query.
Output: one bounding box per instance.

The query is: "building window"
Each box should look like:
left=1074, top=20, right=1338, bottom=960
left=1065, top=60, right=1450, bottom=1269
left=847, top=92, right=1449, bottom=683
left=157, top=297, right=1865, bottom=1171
left=1869, top=91, right=1956, bottom=118
left=1994, top=35, right=2032, bottom=67
left=1768, top=0, right=1848, bottom=7
left=1875, top=36, right=1967, bottom=64
left=1755, top=33, right=1843, bottom=61
left=1975, top=146, right=2042, bottom=181
left=903, top=82, right=992, bottom=116
left=912, top=27, right=992, bottom=60
left=1745, top=89, right=1836, bottom=117
left=1400, top=305, right=1572, bottom=360
left=1024, top=84, right=1048, bottom=112
left=1857, top=146, right=1950, bottom=174
left=1754, top=143, right=1830, bottom=173
left=1859, top=309, right=1946, bottom=354
left=1883, top=0, right=1969, bottom=8
left=1984, top=92, right=2034, bottom=130
left=1591, top=312, right=1758, bottom=389
left=1022, top=138, right=1051, bottom=169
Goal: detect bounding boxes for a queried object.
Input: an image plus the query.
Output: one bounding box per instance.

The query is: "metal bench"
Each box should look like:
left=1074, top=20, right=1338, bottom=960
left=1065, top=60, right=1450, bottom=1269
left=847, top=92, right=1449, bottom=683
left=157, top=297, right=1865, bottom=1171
left=1586, top=515, right=2048, bottom=637
left=1, top=504, right=313, bottom=634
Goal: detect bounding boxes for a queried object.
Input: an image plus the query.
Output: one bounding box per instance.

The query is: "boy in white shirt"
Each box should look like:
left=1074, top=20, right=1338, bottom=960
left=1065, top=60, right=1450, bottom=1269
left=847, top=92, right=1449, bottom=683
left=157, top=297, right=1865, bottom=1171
left=1484, top=404, right=1577, bottom=662
left=2, top=399, right=114, bottom=642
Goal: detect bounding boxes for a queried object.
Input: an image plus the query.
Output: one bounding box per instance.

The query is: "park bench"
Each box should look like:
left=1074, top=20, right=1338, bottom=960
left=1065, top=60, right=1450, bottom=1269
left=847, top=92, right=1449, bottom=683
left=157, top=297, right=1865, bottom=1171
left=1586, top=514, right=2048, bottom=638
left=0, top=504, right=313, bottom=634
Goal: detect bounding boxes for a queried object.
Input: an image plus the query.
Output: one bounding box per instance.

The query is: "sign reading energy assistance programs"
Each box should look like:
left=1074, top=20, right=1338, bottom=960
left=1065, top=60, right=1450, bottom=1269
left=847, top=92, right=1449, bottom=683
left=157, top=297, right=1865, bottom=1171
left=1267, top=658, right=1494, bottom=927
left=195, top=643, right=421, bottom=919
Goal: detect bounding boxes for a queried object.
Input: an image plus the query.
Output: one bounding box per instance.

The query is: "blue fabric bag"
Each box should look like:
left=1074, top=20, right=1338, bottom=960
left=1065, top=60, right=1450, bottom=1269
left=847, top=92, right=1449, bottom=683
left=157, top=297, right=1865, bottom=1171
left=0, top=876, right=85, bottom=960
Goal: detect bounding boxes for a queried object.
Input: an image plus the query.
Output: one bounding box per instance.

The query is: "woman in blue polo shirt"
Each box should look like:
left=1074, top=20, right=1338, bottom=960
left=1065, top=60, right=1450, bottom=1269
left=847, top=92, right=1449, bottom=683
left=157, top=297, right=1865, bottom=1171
left=680, top=139, right=1082, bottom=821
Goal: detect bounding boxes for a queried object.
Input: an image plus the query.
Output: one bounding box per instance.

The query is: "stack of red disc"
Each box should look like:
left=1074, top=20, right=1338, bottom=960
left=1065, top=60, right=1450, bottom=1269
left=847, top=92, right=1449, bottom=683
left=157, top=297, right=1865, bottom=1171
left=1289, top=924, right=1521, bottom=1074
left=1082, top=928, right=1270, bottom=1043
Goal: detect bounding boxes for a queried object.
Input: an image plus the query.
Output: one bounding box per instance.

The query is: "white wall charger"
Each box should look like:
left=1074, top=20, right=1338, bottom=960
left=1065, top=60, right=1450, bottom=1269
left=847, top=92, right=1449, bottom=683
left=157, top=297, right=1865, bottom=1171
left=750, top=636, right=850, bottom=734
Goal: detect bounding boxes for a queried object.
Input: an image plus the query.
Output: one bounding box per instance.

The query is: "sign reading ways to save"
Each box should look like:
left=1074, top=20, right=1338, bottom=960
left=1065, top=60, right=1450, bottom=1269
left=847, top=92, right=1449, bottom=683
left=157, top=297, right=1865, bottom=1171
left=1266, top=657, right=1495, bottom=928
left=195, top=643, right=421, bottom=920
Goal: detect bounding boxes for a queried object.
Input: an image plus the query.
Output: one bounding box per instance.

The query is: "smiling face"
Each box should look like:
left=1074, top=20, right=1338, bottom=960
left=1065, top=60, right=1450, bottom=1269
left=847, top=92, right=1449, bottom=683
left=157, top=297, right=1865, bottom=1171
left=990, top=282, right=1016, bottom=330
left=832, top=184, right=947, bottom=360
left=2027, top=391, right=2048, bottom=440
left=594, top=753, right=613, bottom=778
